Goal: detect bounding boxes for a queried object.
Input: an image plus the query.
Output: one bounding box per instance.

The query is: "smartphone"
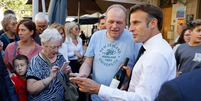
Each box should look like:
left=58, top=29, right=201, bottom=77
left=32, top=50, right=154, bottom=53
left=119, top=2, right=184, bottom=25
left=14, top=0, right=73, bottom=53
left=60, top=61, right=70, bottom=72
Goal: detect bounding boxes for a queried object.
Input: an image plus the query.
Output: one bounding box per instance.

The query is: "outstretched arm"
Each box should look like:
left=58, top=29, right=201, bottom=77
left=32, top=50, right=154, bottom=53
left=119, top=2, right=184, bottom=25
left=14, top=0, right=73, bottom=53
left=70, top=57, right=93, bottom=78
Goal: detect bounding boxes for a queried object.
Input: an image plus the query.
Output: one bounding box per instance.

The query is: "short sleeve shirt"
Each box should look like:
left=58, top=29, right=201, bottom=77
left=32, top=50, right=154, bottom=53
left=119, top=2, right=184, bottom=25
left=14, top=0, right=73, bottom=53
left=175, top=43, right=201, bottom=74
left=85, top=29, right=141, bottom=101
left=26, top=53, right=67, bottom=101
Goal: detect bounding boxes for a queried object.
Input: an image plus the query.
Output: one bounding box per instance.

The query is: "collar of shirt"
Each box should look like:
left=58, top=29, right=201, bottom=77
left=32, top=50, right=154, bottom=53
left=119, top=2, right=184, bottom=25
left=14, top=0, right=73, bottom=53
left=143, top=33, right=162, bottom=53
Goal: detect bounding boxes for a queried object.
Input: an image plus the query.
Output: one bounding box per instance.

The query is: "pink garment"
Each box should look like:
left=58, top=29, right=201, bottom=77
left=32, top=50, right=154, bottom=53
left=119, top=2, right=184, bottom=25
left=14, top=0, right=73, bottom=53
left=5, top=41, right=42, bottom=72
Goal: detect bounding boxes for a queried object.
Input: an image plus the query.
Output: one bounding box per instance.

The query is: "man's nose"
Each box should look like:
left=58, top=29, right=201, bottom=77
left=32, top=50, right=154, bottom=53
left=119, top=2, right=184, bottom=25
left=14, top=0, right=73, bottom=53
left=112, top=22, right=118, bottom=28
left=129, top=25, right=134, bottom=32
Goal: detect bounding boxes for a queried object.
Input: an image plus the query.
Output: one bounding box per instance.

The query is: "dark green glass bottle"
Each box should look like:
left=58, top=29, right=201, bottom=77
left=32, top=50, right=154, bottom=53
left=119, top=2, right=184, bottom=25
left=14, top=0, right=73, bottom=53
left=109, top=58, right=129, bottom=89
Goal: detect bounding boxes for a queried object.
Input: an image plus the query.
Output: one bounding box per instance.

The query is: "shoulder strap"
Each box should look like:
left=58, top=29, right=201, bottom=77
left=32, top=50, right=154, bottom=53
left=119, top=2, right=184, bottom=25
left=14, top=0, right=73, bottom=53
left=40, top=52, right=69, bottom=90
left=40, top=52, right=53, bottom=67
left=14, top=41, right=18, bottom=57
left=56, top=73, right=69, bottom=90
left=2, top=33, right=10, bottom=43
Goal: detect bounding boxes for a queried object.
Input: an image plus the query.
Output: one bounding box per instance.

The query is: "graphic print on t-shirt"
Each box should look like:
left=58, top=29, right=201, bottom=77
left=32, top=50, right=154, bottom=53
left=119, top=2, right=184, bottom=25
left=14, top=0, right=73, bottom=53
left=18, top=86, right=28, bottom=95
left=99, top=44, right=121, bottom=66
left=193, top=53, right=201, bottom=62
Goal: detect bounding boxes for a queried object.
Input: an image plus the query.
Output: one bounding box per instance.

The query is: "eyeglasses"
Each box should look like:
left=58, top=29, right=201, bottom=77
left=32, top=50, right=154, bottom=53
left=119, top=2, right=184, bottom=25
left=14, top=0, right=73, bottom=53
left=37, top=25, right=48, bottom=29
left=74, top=27, right=80, bottom=31
left=11, top=22, right=17, bottom=27
left=46, top=45, right=60, bottom=51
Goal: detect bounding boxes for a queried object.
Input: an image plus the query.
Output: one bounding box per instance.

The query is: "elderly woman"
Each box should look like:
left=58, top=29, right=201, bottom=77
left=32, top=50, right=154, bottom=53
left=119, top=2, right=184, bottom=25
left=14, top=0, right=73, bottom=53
left=49, top=23, right=68, bottom=61
left=26, top=28, right=70, bottom=101
left=0, top=14, right=19, bottom=50
left=65, top=21, right=85, bottom=73
left=5, top=19, right=42, bottom=73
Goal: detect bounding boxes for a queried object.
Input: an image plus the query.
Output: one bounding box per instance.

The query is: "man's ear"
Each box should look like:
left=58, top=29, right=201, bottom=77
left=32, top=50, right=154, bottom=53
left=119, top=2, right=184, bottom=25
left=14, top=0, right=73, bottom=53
left=104, top=17, right=107, bottom=23
left=150, top=18, right=158, bottom=29
left=189, top=29, right=192, bottom=35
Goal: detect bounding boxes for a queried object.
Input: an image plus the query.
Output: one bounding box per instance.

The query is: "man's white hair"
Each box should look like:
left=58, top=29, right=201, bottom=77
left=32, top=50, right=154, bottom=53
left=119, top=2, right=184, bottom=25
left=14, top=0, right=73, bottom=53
left=35, top=12, right=49, bottom=22
left=40, top=28, right=62, bottom=44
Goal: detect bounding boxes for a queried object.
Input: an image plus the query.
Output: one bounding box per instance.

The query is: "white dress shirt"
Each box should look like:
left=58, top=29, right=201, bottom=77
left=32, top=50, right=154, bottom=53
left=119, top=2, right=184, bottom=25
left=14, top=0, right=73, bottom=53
left=58, top=43, right=69, bottom=61
left=65, top=37, right=85, bottom=60
left=174, top=36, right=179, bottom=43
left=98, top=33, right=176, bottom=101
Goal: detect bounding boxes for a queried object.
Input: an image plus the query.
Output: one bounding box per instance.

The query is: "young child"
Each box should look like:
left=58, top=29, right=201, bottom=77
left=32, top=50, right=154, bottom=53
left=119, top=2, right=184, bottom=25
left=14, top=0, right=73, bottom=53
left=11, top=55, right=29, bottom=101
left=175, top=19, right=201, bottom=76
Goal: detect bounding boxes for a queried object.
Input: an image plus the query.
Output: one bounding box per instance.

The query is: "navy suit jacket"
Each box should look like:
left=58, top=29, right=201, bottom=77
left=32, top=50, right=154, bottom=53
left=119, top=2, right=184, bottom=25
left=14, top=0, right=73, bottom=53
left=155, top=69, right=201, bottom=101
left=0, top=56, right=18, bottom=101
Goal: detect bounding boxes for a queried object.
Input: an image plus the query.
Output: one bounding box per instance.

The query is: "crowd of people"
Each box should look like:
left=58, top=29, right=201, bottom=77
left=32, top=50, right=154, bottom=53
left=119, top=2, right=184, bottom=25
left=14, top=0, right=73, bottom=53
left=0, top=2, right=201, bottom=101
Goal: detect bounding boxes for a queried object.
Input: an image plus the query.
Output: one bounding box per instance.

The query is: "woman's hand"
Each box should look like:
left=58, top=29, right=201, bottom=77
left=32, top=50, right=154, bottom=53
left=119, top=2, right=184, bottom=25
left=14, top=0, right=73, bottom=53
left=77, top=58, right=83, bottom=63
left=63, top=65, right=72, bottom=75
left=74, top=52, right=83, bottom=58
left=49, top=66, right=59, bottom=80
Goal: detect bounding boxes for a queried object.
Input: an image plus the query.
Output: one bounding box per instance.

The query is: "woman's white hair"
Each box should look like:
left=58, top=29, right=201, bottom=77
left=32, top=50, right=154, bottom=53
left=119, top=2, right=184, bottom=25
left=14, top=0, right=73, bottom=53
left=39, top=28, right=62, bottom=44
left=1, top=14, right=16, bottom=32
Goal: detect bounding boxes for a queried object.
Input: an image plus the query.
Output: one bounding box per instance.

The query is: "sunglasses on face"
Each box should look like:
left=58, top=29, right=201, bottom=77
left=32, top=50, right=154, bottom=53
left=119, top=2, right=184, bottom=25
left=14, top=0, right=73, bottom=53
left=73, top=27, right=80, bottom=31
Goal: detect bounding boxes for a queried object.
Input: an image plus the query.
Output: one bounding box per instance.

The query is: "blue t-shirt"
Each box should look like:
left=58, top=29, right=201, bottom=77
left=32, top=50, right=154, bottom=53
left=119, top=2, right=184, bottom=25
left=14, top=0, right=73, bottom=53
left=85, top=29, right=141, bottom=101
left=26, top=53, right=67, bottom=101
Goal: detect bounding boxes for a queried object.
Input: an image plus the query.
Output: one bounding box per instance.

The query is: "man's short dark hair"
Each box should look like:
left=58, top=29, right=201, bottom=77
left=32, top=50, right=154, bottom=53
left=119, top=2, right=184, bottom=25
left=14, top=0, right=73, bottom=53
left=98, top=16, right=105, bottom=24
left=4, top=10, right=15, bottom=16
left=130, top=3, right=163, bottom=31
left=188, top=19, right=201, bottom=30
left=12, top=55, right=29, bottom=66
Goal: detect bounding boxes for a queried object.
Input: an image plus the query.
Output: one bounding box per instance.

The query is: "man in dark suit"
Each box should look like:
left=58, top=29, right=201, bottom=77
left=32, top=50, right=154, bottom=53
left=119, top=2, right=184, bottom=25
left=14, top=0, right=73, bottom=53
left=155, top=68, right=201, bottom=101
left=0, top=55, right=18, bottom=101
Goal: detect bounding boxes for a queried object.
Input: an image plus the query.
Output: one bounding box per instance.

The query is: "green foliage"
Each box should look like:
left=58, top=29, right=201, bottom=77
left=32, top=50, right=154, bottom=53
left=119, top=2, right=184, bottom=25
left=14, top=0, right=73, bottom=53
left=0, top=0, right=32, bottom=21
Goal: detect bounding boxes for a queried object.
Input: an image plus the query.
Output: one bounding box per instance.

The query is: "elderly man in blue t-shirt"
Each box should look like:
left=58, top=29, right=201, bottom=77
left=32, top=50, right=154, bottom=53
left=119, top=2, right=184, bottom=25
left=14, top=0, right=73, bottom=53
left=70, top=4, right=141, bottom=101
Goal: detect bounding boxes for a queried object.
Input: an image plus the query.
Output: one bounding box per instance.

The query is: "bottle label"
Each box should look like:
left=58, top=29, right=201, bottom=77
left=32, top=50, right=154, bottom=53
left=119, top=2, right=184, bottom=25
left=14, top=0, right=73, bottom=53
left=109, top=79, right=120, bottom=88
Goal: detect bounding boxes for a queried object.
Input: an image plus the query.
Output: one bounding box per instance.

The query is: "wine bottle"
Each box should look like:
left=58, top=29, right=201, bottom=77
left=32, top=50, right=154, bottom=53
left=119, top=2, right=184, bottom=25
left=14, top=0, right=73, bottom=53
left=109, top=58, right=129, bottom=89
